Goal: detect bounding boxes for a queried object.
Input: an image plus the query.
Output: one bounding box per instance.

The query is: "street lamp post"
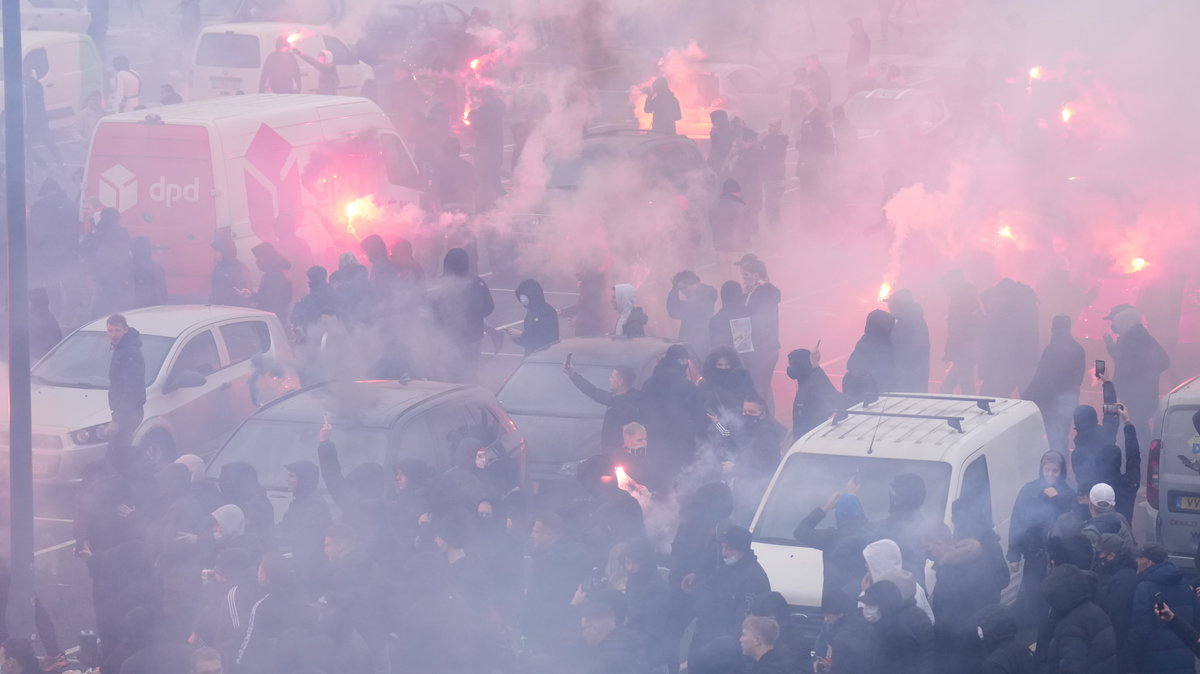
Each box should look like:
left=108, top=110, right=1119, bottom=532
left=3, top=0, right=36, bottom=639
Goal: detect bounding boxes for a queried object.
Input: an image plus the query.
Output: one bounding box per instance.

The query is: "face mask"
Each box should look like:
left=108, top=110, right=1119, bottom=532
left=519, top=295, right=530, bottom=307
left=743, top=414, right=761, bottom=424
left=861, top=605, right=881, bottom=623
left=475, top=454, right=488, bottom=470
left=723, top=552, right=742, bottom=566
left=977, top=626, right=985, bottom=639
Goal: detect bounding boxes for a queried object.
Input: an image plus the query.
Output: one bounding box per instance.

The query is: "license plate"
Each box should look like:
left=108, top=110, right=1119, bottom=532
left=210, top=77, right=242, bottom=90
left=31, top=455, right=56, bottom=478
left=1175, top=495, right=1200, bottom=512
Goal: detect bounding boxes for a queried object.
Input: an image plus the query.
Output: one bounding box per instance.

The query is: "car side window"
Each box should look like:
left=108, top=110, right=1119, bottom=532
left=959, top=454, right=993, bottom=527
left=382, top=133, right=422, bottom=189
left=321, top=35, right=353, bottom=64
left=170, top=330, right=221, bottom=378
left=23, top=48, right=50, bottom=79
left=220, top=321, right=271, bottom=366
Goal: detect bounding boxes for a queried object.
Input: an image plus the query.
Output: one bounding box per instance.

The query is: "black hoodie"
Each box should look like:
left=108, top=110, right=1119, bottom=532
left=1040, top=564, right=1118, bottom=674
left=109, top=327, right=146, bottom=411
left=978, top=605, right=1036, bottom=674
left=845, top=309, right=896, bottom=396
left=434, top=248, right=494, bottom=343
left=787, top=348, right=842, bottom=439
left=280, top=461, right=331, bottom=566
left=512, top=279, right=559, bottom=355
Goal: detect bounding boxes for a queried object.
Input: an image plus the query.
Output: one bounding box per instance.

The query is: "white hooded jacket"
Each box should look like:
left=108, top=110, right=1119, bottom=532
left=863, top=538, right=935, bottom=625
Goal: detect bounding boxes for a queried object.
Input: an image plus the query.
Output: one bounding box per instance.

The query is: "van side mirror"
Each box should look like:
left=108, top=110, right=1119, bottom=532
left=165, top=370, right=207, bottom=393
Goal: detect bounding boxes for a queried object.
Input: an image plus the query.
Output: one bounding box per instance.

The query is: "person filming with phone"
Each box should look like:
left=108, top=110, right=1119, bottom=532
left=1071, top=362, right=1121, bottom=488
left=1130, top=543, right=1197, bottom=673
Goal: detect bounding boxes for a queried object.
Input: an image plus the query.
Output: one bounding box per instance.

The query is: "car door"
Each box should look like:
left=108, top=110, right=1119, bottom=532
left=45, top=39, right=82, bottom=126
left=160, top=328, right=226, bottom=449
left=216, top=319, right=274, bottom=414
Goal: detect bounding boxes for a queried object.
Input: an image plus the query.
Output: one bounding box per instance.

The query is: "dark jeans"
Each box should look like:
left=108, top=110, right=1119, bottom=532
left=106, top=406, right=144, bottom=470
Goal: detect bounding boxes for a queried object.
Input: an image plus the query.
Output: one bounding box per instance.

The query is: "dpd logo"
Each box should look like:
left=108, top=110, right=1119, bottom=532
left=98, top=164, right=138, bottom=213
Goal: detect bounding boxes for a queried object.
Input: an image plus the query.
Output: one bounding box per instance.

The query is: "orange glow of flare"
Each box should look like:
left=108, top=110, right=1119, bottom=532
left=1028, top=66, right=1043, bottom=81
left=343, top=196, right=380, bottom=240
left=462, top=100, right=472, bottom=126
left=1126, top=257, right=1148, bottom=274
left=877, top=281, right=892, bottom=303
left=286, top=31, right=302, bottom=45
left=615, top=465, right=629, bottom=489
left=996, top=225, right=1015, bottom=241
left=469, top=58, right=480, bottom=72
left=1061, top=106, right=1074, bottom=123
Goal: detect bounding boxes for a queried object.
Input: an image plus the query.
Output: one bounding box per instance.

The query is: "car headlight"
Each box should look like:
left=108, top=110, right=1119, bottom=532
left=70, top=423, right=110, bottom=446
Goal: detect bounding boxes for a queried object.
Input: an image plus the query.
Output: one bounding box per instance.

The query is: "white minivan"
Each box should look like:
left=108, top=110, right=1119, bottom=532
left=0, top=31, right=104, bottom=133
left=1143, top=376, right=1200, bottom=568
left=187, top=22, right=373, bottom=100
left=0, top=305, right=296, bottom=482
left=20, top=0, right=91, bottom=33
left=751, top=393, right=1048, bottom=621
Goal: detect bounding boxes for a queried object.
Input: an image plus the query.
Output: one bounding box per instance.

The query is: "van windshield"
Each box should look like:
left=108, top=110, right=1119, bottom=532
left=753, top=453, right=951, bottom=546
left=33, top=331, right=173, bottom=388
left=207, top=419, right=390, bottom=489
left=196, top=33, right=261, bottom=68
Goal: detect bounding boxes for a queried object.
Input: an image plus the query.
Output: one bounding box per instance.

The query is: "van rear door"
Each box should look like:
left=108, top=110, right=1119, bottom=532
left=85, top=122, right=217, bottom=299
left=1156, top=404, right=1200, bottom=559
left=191, top=31, right=262, bottom=97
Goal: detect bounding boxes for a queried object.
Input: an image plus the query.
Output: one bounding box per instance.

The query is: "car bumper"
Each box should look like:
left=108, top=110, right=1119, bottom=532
left=0, top=442, right=106, bottom=483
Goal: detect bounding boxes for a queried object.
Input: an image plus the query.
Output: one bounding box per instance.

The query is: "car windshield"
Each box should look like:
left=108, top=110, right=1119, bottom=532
left=195, top=33, right=261, bottom=68
left=843, top=95, right=916, bottom=131
left=546, top=146, right=621, bottom=189
left=33, top=331, right=173, bottom=389
left=753, top=453, right=951, bottom=546
left=208, top=419, right=390, bottom=489
left=498, top=363, right=614, bottom=417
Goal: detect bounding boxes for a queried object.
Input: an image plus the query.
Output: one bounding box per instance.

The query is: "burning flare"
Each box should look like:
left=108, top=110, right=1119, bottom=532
left=343, top=196, right=380, bottom=239
left=996, top=225, right=1015, bottom=241
left=877, top=281, right=892, bottom=303
left=1125, top=257, right=1148, bottom=274
left=1061, top=106, right=1074, bottom=123
left=1028, top=66, right=1043, bottom=81
left=286, top=31, right=303, bottom=46
left=615, top=465, right=629, bottom=489
left=469, top=58, right=481, bottom=72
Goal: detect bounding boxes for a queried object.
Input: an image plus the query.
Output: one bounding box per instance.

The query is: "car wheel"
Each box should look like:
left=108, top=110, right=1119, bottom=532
left=140, top=430, right=177, bottom=467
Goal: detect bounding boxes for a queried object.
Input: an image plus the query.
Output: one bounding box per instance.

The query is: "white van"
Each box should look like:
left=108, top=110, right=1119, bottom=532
left=80, top=94, right=421, bottom=299
left=0, top=31, right=104, bottom=132
left=1143, top=376, right=1200, bottom=568
left=187, top=22, right=373, bottom=100
left=751, top=393, right=1048, bottom=619
left=20, top=0, right=90, bottom=33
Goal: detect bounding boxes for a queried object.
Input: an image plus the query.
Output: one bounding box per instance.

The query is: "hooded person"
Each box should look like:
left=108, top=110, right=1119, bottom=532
left=886, top=290, right=931, bottom=392
left=1093, top=417, right=1141, bottom=524
left=859, top=579, right=933, bottom=674
left=279, top=460, right=331, bottom=585
left=923, top=522, right=999, bottom=674
left=1104, top=305, right=1169, bottom=432
left=641, top=344, right=707, bottom=478
left=878, top=473, right=930, bottom=585
left=612, top=283, right=647, bottom=338
left=81, top=207, right=134, bottom=318
left=1022, top=315, right=1086, bottom=454
left=317, top=430, right=393, bottom=564
left=644, top=76, right=682, bottom=134
left=129, top=236, right=168, bottom=308
left=359, top=234, right=400, bottom=297
left=212, top=504, right=248, bottom=550
left=698, top=346, right=758, bottom=417
left=1071, top=378, right=1120, bottom=488
left=217, top=462, right=274, bottom=550
left=1007, top=451, right=1074, bottom=626
left=786, top=348, right=842, bottom=440
left=667, top=270, right=718, bottom=355
left=977, top=604, right=1036, bottom=674
left=249, top=242, right=293, bottom=324
left=709, top=280, right=749, bottom=351
left=863, top=538, right=935, bottom=625
left=174, top=454, right=222, bottom=512
left=432, top=247, right=494, bottom=383
left=1093, top=534, right=1138, bottom=673
left=687, top=525, right=772, bottom=668
left=445, top=437, right=494, bottom=508
left=794, top=488, right=873, bottom=611
left=845, top=309, right=896, bottom=398
left=209, top=235, right=249, bottom=307
left=1039, top=563, right=1118, bottom=674
left=510, top=279, right=559, bottom=355
left=289, top=265, right=338, bottom=334
left=1129, top=543, right=1195, bottom=674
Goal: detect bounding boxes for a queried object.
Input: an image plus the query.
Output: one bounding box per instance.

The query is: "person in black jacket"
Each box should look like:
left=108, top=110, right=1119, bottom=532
left=1130, top=544, right=1197, bottom=674
left=1040, top=562, right=1118, bottom=674
left=106, top=313, right=146, bottom=465
left=924, top=521, right=1003, bottom=674
left=861, top=579, right=933, bottom=674
left=887, top=289, right=931, bottom=392
left=29, top=288, right=62, bottom=361
left=209, top=235, right=249, bottom=307
left=845, top=308, right=896, bottom=399
left=248, top=242, right=293, bottom=324
left=1023, top=315, right=1086, bottom=455
left=824, top=589, right=881, bottom=674
left=641, top=345, right=707, bottom=480
left=698, top=346, right=758, bottom=418
left=578, top=599, right=648, bottom=674
left=433, top=248, right=494, bottom=382
left=738, top=256, right=782, bottom=411
left=1008, top=451, right=1074, bottom=625
left=216, top=462, right=274, bottom=551
left=564, top=362, right=643, bottom=452
left=1104, top=305, right=1170, bottom=433
left=1094, top=407, right=1141, bottom=524
left=709, top=280, right=749, bottom=351
left=1072, top=374, right=1120, bottom=487
left=508, top=278, right=559, bottom=355
left=129, top=236, right=167, bottom=308
left=786, top=347, right=843, bottom=440
left=977, top=604, right=1035, bottom=674
left=685, top=525, right=771, bottom=670
left=667, top=270, right=717, bottom=355
left=1152, top=601, right=1200, bottom=660
left=739, top=615, right=795, bottom=674
left=279, top=460, right=331, bottom=594
left=1093, top=533, right=1139, bottom=673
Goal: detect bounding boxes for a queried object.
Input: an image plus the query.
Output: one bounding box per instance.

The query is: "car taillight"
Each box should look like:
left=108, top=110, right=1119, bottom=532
left=1148, top=439, right=1161, bottom=509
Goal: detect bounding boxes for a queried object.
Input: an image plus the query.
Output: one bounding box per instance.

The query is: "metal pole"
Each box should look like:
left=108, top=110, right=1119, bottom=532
left=3, top=0, right=36, bottom=640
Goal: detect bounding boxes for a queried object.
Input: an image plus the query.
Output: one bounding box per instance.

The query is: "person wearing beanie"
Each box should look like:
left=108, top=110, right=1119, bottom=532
left=1103, top=304, right=1170, bottom=432
left=1022, top=314, right=1086, bottom=455
left=1130, top=542, right=1195, bottom=674
left=289, top=265, right=338, bottom=334
left=786, top=346, right=843, bottom=440
left=686, top=524, right=771, bottom=668
left=977, top=604, right=1035, bottom=674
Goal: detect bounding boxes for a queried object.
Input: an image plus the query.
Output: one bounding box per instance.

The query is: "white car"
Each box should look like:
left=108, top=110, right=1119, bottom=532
left=187, top=22, right=374, bottom=100
left=2, top=305, right=296, bottom=481
left=20, top=0, right=91, bottom=33
left=0, top=31, right=105, bottom=134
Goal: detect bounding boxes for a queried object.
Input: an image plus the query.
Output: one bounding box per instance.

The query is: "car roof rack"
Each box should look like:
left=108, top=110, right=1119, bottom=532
left=832, top=409, right=967, bottom=433
left=862, top=393, right=997, bottom=414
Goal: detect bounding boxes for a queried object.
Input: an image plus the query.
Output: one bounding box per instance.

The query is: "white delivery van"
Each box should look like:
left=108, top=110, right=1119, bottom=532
left=0, top=31, right=104, bottom=133
left=80, top=94, right=421, bottom=298
left=20, top=0, right=91, bottom=33
left=1143, top=376, right=1200, bottom=568
left=188, top=22, right=373, bottom=100
left=751, top=393, right=1048, bottom=622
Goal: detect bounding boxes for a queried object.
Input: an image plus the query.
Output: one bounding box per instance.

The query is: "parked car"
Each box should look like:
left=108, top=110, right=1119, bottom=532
left=205, top=379, right=526, bottom=520
left=0, top=31, right=104, bottom=134
left=842, top=87, right=950, bottom=142
left=20, top=0, right=90, bottom=32
left=1143, top=376, right=1200, bottom=569
left=489, top=128, right=715, bottom=278
left=495, top=336, right=696, bottom=483
left=188, top=22, right=374, bottom=99
left=0, top=305, right=296, bottom=481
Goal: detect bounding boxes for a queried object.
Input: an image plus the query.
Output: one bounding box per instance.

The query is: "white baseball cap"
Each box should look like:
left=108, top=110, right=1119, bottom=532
left=1089, top=483, right=1116, bottom=508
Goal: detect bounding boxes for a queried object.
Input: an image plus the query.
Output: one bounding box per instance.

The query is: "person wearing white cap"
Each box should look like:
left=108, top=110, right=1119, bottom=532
left=1081, top=483, right=1135, bottom=551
